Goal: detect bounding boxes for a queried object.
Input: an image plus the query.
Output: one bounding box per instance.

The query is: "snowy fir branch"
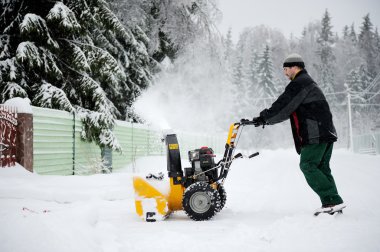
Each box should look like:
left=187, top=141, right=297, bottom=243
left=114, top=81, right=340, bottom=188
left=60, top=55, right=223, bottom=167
left=78, top=75, right=119, bottom=123
left=16, top=41, right=43, bottom=68
left=32, top=81, right=74, bottom=112
left=67, top=43, right=91, bottom=73
left=2, top=0, right=26, bottom=34
left=16, top=42, right=63, bottom=79
left=20, top=13, right=59, bottom=49
left=96, top=0, right=132, bottom=42
left=46, top=2, right=81, bottom=32
left=0, top=35, right=11, bottom=59
left=76, top=106, right=122, bottom=151
left=1, top=82, right=28, bottom=102
left=0, top=57, right=17, bottom=81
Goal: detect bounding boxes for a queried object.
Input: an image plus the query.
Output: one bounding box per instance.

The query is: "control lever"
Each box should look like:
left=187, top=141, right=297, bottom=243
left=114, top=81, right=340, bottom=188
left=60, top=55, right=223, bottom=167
left=248, top=152, right=259, bottom=158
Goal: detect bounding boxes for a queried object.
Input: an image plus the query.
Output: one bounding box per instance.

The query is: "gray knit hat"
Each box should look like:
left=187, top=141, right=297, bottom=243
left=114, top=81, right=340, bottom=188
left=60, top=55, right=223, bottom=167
left=283, top=53, right=305, bottom=68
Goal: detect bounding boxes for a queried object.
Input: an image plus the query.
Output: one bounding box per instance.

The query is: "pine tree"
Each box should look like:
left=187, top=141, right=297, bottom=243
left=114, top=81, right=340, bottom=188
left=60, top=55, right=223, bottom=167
left=319, top=9, right=334, bottom=45
left=358, top=13, right=377, bottom=77
left=0, top=0, right=30, bottom=102
left=375, top=27, right=380, bottom=73
left=109, top=0, right=220, bottom=64
left=232, top=55, right=243, bottom=84
left=0, top=0, right=154, bottom=151
left=224, top=28, right=233, bottom=62
left=246, top=48, right=262, bottom=105
left=345, top=64, right=375, bottom=134
left=231, top=53, right=248, bottom=117
left=257, top=45, right=277, bottom=104
left=349, top=23, right=357, bottom=44
left=375, top=28, right=380, bottom=52
left=343, top=25, right=349, bottom=39
left=316, top=9, right=337, bottom=101
left=335, top=22, right=361, bottom=94
left=345, top=65, right=373, bottom=102
left=345, top=68, right=360, bottom=94
left=232, top=54, right=245, bottom=93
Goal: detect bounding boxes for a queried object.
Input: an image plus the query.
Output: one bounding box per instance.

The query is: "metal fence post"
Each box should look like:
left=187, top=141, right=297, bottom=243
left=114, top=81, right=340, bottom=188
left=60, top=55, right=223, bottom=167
left=147, top=126, right=150, bottom=156
left=347, top=92, right=354, bottom=151
left=131, top=122, right=136, bottom=173
left=101, top=146, right=112, bottom=173
left=72, top=112, right=76, bottom=175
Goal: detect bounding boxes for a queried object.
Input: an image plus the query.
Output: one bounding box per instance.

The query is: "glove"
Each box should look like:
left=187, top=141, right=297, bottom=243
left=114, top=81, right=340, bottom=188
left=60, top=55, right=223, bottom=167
left=240, top=118, right=250, bottom=125
left=252, top=116, right=266, bottom=127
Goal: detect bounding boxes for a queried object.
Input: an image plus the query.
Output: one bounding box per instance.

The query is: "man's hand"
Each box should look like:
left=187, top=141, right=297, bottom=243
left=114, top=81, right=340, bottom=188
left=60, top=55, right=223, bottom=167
left=240, top=118, right=251, bottom=125
left=252, top=116, right=266, bottom=127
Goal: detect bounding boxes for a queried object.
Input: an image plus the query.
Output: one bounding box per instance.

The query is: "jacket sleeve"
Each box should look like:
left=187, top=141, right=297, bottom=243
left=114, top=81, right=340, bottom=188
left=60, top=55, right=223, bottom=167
left=260, top=81, right=313, bottom=125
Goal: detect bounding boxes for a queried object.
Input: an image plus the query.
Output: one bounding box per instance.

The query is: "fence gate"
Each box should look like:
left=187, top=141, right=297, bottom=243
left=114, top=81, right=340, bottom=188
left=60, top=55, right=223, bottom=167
left=0, top=105, right=18, bottom=167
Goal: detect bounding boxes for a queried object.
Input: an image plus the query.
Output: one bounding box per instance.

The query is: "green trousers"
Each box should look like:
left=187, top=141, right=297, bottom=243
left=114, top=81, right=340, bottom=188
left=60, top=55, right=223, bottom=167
left=300, top=143, right=343, bottom=206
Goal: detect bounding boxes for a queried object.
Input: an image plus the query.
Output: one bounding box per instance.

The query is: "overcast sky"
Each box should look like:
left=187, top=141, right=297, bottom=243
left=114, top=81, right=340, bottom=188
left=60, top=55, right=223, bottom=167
left=217, top=0, right=380, bottom=42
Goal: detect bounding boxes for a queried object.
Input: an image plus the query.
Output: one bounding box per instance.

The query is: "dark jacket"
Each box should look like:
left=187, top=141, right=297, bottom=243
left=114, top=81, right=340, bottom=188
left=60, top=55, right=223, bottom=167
left=260, top=69, right=337, bottom=154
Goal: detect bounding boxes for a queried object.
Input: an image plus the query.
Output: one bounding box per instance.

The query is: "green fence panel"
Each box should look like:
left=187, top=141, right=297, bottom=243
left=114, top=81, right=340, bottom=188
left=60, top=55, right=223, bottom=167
left=147, top=129, right=165, bottom=156
left=112, top=121, right=134, bottom=170
left=33, top=107, right=101, bottom=175
left=353, top=132, right=379, bottom=155
left=73, top=116, right=101, bottom=174
left=33, top=107, right=74, bottom=175
left=132, top=127, right=148, bottom=157
left=112, top=122, right=164, bottom=170
left=33, top=107, right=226, bottom=175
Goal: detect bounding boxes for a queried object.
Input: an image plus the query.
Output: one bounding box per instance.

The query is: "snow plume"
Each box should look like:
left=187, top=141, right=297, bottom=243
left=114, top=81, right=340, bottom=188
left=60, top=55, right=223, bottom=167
left=134, top=38, right=234, bottom=133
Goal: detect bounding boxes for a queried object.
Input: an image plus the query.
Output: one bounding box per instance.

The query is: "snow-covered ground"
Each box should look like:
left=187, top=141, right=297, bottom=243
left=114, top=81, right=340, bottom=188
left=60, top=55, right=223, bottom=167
left=1, top=149, right=380, bottom=252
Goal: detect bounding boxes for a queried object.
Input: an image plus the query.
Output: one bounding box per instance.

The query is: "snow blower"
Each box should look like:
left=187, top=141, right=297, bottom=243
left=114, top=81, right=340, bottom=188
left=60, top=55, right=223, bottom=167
left=133, top=120, right=259, bottom=221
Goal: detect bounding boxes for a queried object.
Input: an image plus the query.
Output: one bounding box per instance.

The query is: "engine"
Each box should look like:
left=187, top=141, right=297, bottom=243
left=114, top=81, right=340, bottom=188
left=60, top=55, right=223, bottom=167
left=184, top=147, right=218, bottom=186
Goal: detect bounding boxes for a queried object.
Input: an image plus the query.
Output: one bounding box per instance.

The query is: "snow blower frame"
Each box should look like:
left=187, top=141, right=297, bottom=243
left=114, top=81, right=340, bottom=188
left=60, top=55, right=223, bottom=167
left=133, top=121, right=258, bottom=221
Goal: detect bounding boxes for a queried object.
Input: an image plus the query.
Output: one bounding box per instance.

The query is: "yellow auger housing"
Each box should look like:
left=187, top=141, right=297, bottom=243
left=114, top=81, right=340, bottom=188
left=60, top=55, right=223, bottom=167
left=133, top=176, right=169, bottom=220
left=133, top=134, right=185, bottom=221
left=133, top=175, right=185, bottom=221
left=133, top=122, right=256, bottom=221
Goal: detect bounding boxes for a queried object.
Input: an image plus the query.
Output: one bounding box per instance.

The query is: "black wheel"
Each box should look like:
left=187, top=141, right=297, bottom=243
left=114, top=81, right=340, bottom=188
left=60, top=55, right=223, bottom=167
left=216, top=184, right=227, bottom=212
left=182, top=182, right=221, bottom=221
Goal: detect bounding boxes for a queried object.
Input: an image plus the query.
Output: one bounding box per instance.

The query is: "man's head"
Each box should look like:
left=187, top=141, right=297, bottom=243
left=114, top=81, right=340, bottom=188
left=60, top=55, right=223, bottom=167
left=283, top=53, right=305, bottom=80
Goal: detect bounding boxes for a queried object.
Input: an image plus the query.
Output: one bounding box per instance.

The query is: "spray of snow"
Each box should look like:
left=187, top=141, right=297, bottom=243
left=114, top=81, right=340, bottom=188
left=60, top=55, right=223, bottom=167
left=134, top=84, right=172, bottom=130
left=134, top=39, right=233, bottom=133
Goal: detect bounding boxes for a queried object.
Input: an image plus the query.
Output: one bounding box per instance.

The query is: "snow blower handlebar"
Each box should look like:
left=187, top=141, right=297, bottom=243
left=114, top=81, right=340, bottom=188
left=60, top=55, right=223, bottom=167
left=216, top=121, right=259, bottom=183
left=239, top=119, right=256, bottom=126
left=171, top=120, right=259, bottom=183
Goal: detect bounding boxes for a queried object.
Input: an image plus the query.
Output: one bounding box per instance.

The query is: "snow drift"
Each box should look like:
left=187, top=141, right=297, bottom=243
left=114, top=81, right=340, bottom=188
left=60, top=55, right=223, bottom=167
left=0, top=150, right=380, bottom=252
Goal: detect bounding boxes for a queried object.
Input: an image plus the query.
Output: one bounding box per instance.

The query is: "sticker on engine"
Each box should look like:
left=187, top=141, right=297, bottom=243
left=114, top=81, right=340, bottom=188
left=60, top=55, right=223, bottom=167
left=168, top=143, right=179, bottom=150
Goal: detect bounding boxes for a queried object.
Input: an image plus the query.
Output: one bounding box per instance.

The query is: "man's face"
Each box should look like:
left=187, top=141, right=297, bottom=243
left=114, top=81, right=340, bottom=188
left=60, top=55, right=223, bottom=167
left=283, top=66, right=295, bottom=80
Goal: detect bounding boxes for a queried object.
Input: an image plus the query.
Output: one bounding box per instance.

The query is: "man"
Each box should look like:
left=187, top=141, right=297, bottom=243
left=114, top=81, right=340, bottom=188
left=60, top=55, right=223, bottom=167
left=246, top=53, right=345, bottom=215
